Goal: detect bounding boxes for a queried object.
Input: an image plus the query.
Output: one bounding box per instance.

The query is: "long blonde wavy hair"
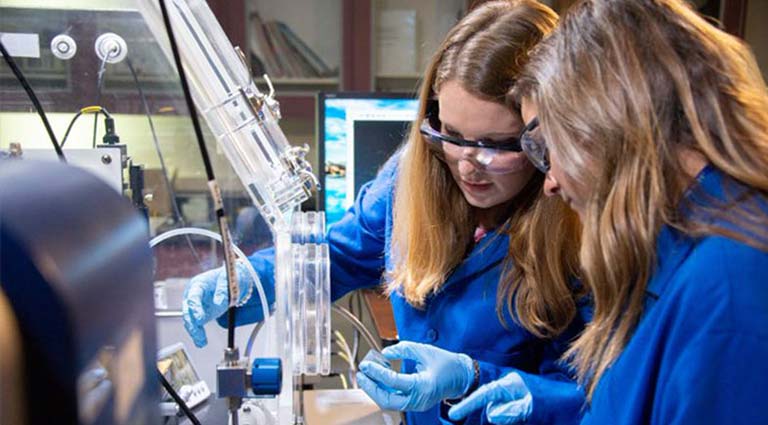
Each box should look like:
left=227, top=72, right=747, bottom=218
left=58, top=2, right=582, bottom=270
left=519, top=0, right=768, bottom=398
left=390, top=0, right=582, bottom=338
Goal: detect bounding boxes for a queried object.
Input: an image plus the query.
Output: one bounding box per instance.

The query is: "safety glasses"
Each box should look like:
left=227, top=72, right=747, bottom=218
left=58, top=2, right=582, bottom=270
left=519, top=117, right=549, bottom=173
left=419, top=100, right=526, bottom=174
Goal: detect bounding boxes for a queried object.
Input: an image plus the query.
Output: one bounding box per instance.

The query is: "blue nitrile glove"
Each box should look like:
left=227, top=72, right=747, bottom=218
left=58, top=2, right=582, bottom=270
left=359, top=349, right=401, bottom=393
left=356, top=341, right=475, bottom=412
left=182, top=260, right=257, bottom=348
left=448, top=371, right=532, bottom=424
left=361, top=349, right=392, bottom=369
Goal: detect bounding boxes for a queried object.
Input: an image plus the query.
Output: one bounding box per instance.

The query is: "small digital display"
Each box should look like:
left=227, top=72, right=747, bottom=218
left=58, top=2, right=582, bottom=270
left=157, top=345, right=199, bottom=400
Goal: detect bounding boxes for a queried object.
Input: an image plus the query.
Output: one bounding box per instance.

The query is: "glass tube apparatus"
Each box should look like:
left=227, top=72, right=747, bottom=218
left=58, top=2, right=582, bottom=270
left=136, top=1, right=331, bottom=423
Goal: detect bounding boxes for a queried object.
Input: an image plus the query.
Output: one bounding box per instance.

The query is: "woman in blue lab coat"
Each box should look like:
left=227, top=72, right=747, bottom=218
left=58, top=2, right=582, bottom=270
left=455, top=0, right=768, bottom=423
left=183, top=1, right=589, bottom=424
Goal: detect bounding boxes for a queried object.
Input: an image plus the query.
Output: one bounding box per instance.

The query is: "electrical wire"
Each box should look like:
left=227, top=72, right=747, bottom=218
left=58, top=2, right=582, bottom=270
left=336, top=350, right=351, bottom=365
left=0, top=39, right=65, bottom=161
left=60, top=106, right=111, bottom=148
left=60, top=111, right=83, bottom=148
left=157, top=368, right=202, bottom=425
left=158, top=0, right=239, bottom=351
left=335, top=362, right=349, bottom=390
left=334, top=330, right=357, bottom=389
left=339, top=373, right=349, bottom=390
left=125, top=57, right=204, bottom=267
left=93, top=51, right=110, bottom=148
left=334, top=330, right=354, bottom=369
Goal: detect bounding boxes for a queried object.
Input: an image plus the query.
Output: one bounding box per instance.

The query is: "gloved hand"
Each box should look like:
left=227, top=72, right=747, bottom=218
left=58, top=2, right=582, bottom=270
left=182, top=260, right=258, bottom=348
left=356, top=341, right=475, bottom=412
left=361, top=349, right=392, bottom=369
left=448, top=371, right=532, bottom=424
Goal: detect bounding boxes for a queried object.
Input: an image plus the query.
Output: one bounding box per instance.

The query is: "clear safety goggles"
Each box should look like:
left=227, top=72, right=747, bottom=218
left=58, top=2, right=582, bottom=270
left=519, top=117, right=550, bottom=173
left=419, top=101, right=526, bottom=175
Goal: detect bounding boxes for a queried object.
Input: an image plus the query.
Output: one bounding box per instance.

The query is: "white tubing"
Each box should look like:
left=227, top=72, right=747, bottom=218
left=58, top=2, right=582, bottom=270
left=150, top=227, right=272, bottom=356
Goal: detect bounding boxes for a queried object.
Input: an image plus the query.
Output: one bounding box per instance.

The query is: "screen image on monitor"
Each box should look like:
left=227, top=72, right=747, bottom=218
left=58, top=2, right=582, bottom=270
left=318, top=92, right=420, bottom=224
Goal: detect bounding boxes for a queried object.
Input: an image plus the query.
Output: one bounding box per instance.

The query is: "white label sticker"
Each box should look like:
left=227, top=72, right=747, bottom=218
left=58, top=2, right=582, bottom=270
left=0, top=33, right=40, bottom=58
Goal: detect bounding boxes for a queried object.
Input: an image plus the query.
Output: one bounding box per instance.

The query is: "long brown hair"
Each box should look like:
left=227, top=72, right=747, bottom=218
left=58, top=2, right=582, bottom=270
left=519, top=0, right=768, bottom=397
left=390, top=0, right=582, bottom=338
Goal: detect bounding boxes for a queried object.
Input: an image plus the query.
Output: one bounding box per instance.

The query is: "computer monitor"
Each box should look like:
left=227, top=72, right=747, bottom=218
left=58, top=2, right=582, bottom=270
left=318, top=92, right=420, bottom=224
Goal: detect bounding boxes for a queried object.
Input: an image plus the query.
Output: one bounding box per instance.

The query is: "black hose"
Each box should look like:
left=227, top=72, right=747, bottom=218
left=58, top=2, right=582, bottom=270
left=0, top=39, right=66, bottom=161
left=158, top=0, right=237, bottom=350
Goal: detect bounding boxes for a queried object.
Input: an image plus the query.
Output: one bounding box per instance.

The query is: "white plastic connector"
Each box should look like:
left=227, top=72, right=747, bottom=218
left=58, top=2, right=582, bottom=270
left=51, top=34, right=77, bottom=60
left=94, top=32, right=127, bottom=64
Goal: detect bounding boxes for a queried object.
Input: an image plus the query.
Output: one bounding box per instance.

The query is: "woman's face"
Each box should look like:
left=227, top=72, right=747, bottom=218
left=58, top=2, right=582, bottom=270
left=436, top=80, right=535, bottom=209
left=520, top=97, right=586, bottom=218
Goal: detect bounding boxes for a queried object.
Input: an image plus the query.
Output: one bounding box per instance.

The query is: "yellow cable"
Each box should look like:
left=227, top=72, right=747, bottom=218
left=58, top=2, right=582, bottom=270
left=80, top=106, right=103, bottom=114
left=335, top=330, right=352, bottom=359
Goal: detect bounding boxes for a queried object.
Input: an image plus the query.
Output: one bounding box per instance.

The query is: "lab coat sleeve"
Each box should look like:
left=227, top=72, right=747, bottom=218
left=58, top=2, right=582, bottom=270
left=326, top=155, right=398, bottom=300
left=514, top=296, right=590, bottom=424
left=655, top=236, right=768, bottom=424
left=514, top=350, right=585, bottom=423
left=516, top=370, right=585, bottom=425
left=657, top=331, right=768, bottom=424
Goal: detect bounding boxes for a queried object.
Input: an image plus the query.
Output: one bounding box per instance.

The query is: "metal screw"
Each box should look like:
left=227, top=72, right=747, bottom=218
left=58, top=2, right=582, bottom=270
left=9, top=143, right=22, bottom=157
left=101, top=154, right=112, bottom=164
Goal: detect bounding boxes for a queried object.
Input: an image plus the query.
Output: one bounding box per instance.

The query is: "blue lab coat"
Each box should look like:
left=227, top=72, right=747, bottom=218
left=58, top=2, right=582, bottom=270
left=237, top=156, right=587, bottom=424
left=581, top=165, right=768, bottom=425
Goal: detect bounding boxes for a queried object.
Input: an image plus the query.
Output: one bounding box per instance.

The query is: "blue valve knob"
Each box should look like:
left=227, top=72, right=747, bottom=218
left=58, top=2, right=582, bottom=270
left=251, top=358, right=282, bottom=396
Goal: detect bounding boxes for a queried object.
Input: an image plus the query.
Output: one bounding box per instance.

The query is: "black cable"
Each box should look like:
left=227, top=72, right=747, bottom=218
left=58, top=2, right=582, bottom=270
left=156, top=369, right=202, bottom=425
left=60, top=107, right=112, bottom=148
left=158, top=0, right=237, bottom=350
left=60, top=110, right=84, bottom=148
left=0, top=39, right=66, bottom=161
left=158, top=0, right=214, bottom=179
left=126, top=58, right=204, bottom=267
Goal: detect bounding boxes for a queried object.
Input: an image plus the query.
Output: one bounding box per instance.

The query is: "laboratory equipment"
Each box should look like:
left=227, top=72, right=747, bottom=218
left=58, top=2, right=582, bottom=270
left=158, top=343, right=212, bottom=410
left=7, top=145, right=124, bottom=193
left=0, top=160, right=157, bottom=424
left=136, top=0, right=316, bottom=232
left=135, top=0, right=331, bottom=423
left=0, top=2, right=381, bottom=423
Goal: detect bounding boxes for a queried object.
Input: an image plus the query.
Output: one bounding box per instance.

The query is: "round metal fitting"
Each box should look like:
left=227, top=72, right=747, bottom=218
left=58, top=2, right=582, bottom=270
left=94, top=33, right=128, bottom=64
left=51, top=34, right=77, bottom=60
